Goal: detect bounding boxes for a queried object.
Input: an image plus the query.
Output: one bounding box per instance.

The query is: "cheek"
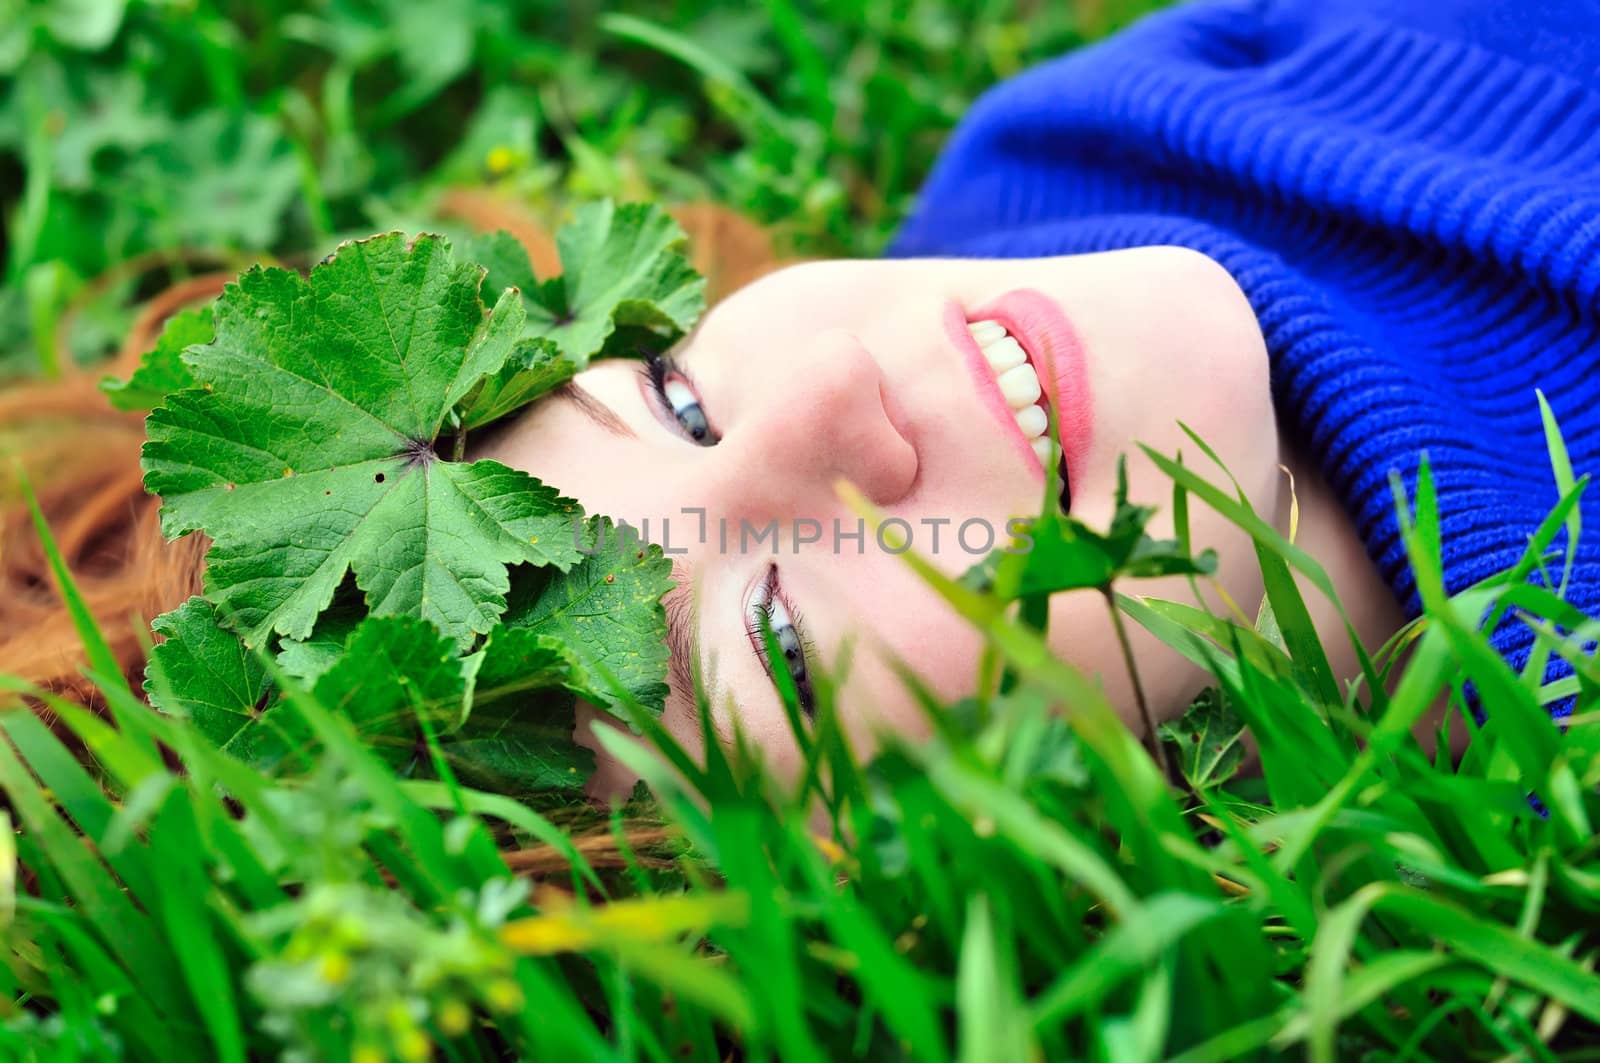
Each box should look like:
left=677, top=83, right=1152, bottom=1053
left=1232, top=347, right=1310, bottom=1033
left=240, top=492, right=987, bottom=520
left=1143, top=250, right=1279, bottom=517
left=839, top=584, right=989, bottom=745
left=1169, top=249, right=1274, bottom=448
left=1102, top=251, right=1272, bottom=458
left=1070, top=247, right=1278, bottom=527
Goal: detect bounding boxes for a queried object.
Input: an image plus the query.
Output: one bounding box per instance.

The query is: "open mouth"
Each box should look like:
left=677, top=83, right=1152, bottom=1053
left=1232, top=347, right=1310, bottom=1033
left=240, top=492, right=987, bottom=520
left=960, top=315, right=1074, bottom=513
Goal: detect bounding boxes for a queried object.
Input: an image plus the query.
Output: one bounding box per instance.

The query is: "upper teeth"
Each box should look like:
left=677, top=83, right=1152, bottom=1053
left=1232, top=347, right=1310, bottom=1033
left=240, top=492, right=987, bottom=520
left=968, top=319, right=1055, bottom=469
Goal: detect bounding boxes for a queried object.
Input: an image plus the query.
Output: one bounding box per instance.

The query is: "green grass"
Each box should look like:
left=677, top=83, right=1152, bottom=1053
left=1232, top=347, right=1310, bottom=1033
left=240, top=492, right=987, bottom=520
left=5, top=2, right=1600, bottom=1059
left=3, top=410, right=1598, bottom=1060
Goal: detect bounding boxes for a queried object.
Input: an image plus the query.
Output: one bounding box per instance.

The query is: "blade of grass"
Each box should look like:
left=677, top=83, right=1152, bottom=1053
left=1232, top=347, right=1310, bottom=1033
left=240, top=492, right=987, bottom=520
left=1146, top=438, right=1344, bottom=714
left=956, top=894, right=1034, bottom=1063
left=0, top=734, right=198, bottom=1042
left=1028, top=892, right=1224, bottom=1028
left=149, top=789, right=247, bottom=1063
left=18, top=472, right=157, bottom=766
left=599, top=13, right=788, bottom=133
left=1536, top=391, right=1581, bottom=598
left=0, top=712, right=162, bottom=904
left=1306, top=881, right=1600, bottom=1063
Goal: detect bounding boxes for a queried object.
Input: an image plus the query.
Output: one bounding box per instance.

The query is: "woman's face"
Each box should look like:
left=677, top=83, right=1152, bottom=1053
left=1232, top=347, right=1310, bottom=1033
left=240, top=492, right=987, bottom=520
left=478, top=248, right=1278, bottom=787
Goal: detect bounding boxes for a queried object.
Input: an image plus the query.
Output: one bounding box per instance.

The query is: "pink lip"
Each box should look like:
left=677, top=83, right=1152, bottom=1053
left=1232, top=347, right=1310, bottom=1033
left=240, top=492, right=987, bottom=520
left=943, top=290, right=1093, bottom=490
left=944, top=301, right=1040, bottom=477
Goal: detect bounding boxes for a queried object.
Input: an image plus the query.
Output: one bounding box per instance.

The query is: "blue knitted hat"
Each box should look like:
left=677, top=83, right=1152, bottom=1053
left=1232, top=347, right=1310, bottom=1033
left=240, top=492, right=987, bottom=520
left=889, top=0, right=1600, bottom=720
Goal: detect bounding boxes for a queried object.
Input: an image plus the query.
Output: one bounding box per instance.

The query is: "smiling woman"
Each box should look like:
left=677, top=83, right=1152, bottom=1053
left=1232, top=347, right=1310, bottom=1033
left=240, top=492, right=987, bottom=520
left=491, top=0, right=1600, bottom=790
left=476, top=251, right=1403, bottom=791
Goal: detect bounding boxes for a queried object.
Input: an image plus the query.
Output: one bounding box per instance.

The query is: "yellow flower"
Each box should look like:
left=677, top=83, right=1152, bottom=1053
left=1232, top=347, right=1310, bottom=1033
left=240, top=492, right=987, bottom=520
left=485, top=146, right=518, bottom=175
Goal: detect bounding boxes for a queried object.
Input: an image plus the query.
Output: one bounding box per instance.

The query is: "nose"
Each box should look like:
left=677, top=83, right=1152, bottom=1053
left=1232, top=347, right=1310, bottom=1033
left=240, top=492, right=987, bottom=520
left=716, top=328, right=919, bottom=517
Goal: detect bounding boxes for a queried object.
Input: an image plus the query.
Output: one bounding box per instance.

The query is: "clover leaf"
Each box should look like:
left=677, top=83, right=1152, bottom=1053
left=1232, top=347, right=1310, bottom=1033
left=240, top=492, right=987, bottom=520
left=142, top=231, right=588, bottom=651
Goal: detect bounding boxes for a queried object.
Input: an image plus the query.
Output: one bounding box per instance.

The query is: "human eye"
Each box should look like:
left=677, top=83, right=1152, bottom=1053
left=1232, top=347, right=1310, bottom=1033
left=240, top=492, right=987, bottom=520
left=744, top=562, right=816, bottom=718
left=641, top=352, right=719, bottom=445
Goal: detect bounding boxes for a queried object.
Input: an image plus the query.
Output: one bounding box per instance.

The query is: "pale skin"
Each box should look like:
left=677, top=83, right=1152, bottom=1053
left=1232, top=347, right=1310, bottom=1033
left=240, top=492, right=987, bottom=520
left=476, top=248, right=1410, bottom=796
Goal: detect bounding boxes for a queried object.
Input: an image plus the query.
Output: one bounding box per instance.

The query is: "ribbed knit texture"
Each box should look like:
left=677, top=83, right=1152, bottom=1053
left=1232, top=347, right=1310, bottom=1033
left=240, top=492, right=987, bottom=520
left=890, top=0, right=1600, bottom=720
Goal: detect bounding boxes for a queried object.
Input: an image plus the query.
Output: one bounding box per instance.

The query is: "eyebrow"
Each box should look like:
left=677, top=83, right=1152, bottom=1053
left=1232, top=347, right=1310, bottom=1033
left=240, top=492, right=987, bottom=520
left=662, top=558, right=734, bottom=747
left=557, top=380, right=635, bottom=438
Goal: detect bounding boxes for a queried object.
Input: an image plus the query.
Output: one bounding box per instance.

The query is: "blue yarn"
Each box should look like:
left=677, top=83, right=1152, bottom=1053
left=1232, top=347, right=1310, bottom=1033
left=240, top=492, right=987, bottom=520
left=890, top=0, right=1600, bottom=720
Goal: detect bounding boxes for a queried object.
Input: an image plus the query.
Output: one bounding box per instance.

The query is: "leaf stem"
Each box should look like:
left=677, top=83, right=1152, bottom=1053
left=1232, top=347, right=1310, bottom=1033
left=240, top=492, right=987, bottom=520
left=452, top=426, right=467, bottom=462
left=1103, top=585, right=1171, bottom=779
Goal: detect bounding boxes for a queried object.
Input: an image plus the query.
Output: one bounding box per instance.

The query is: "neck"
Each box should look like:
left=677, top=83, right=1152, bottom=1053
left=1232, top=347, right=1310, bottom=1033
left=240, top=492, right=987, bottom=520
left=1276, top=442, right=1407, bottom=688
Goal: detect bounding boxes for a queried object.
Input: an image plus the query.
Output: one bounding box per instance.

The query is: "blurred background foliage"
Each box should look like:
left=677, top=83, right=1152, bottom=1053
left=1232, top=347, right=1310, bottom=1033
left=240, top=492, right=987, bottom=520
left=0, top=0, right=1171, bottom=383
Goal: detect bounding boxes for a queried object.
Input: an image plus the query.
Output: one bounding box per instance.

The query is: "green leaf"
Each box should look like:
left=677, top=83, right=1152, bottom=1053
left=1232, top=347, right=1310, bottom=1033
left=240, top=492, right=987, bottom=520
left=227, top=616, right=464, bottom=770
left=525, top=201, right=705, bottom=365
left=100, top=306, right=213, bottom=412
left=449, top=233, right=578, bottom=429
left=314, top=616, right=464, bottom=731
left=42, top=67, right=173, bottom=189
left=462, top=229, right=538, bottom=299
left=503, top=517, right=676, bottom=712
left=456, top=205, right=703, bottom=417
left=1158, top=687, right=1246, bottom=789
left=39, top=0, right=127, bottom=52
left=444, top=624, right=601, bottom=787
left=145, top=597, right=271, bottom=747
left=985, top=456, right=1217, bottom=601
left=142, top=232, right=587, bottom=650
left=468, top=624, right=596, bottom=708
left=438, top=627, right=599, bottom=793
left=0, top=0, right=128, bottom=71
left=382, top=0, right=481, bottom=107
left=456, top=336, right=575, bottom=431
left=441, top=702, right=594, bottom=795
left=433, top=86, right=542, bottom=183
left=274, top=604, right=365, bottom=686
left=996, top=508, right=1116, bottom=596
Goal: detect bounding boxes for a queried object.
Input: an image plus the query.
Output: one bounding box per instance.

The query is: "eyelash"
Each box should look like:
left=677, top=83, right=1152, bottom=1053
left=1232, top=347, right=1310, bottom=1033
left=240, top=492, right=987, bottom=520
left=745, top=563, right=818, bottom=718
left=641, top=352, right=718, bottom=446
